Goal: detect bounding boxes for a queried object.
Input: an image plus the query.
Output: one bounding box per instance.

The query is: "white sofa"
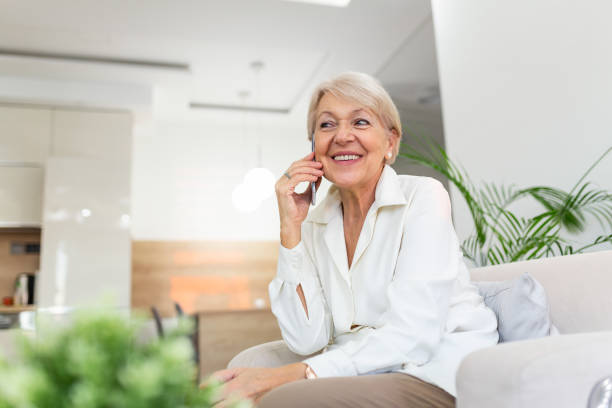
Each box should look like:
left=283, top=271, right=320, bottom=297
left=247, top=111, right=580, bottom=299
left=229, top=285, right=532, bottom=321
left=228, top=250, right=612, bottom=407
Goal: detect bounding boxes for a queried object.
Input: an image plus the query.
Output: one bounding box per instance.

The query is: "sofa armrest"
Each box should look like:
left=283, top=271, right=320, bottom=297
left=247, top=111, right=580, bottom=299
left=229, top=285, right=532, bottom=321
left=227, top=340, right=320, bottom=369
left=456, top=331, right=612, bottom=408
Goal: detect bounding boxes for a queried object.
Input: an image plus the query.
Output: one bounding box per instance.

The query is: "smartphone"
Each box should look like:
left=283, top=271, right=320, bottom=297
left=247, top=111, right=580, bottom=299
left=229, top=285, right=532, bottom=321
left=311, top=133, right=316, bottom=206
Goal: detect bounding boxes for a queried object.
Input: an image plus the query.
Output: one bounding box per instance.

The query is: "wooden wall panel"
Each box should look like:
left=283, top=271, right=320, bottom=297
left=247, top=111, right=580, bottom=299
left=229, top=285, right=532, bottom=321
left=131, top=241, right=280, bottom=317
left=198, top=310, right=282, bottom=377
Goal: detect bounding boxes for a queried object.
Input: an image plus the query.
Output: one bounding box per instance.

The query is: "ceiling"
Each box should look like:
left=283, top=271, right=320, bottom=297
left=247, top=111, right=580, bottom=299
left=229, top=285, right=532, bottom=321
left=0, top=0, right=439, bottom=116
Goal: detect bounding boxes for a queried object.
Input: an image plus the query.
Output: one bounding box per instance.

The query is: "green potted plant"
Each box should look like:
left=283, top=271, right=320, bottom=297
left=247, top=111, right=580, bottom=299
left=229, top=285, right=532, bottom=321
left=399, top=135, right=612, bottom=266
left=0, top=311, right=250, bottom=408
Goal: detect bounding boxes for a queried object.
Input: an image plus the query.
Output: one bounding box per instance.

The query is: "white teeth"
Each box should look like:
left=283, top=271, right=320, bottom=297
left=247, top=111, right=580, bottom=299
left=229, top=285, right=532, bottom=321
left=334, top=154, right=360, bottom=161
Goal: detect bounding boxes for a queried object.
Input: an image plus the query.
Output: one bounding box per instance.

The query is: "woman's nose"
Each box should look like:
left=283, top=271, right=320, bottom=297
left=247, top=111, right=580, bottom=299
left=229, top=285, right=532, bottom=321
left=334, top=121, right=355, bottom=144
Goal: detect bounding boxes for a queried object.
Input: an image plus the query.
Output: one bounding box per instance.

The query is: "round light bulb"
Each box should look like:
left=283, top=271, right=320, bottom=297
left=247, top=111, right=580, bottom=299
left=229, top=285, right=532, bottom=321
left=232, top=183, right=261, bottom=213
left=244, top=167, right=276, bottom=202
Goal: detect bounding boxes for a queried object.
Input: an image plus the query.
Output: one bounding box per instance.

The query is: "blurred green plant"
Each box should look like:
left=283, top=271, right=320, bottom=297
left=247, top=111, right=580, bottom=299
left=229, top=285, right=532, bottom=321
left=0, top=311, right=250, bottom=408
left=399, top=135, right=612, bottom=266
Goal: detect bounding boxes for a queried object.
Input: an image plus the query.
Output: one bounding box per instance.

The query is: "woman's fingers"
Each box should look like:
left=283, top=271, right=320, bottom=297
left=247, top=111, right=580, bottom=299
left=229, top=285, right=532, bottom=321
left=283, top=165, right=323, bottom=180
left=208, top=367, right=244, bottom=384
left=289, top=153, right=321, bottom=169
left=276, top=160, right=323, bottom=193
left=286, top=161, right=322, bottom=177
left=275, top=154, right=323, bottom=232
left=277, top=173, right=320, bottom=194
left=281, top=158, right=323, bottom=184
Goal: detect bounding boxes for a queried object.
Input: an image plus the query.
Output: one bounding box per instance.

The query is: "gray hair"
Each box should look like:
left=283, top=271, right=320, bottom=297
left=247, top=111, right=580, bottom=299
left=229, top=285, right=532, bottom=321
left=307, top=72, right=402, bottom=163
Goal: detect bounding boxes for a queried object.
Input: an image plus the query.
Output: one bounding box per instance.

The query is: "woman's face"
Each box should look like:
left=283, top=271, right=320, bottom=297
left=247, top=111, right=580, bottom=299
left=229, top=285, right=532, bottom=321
left=314, top=92, right=397, bottom=191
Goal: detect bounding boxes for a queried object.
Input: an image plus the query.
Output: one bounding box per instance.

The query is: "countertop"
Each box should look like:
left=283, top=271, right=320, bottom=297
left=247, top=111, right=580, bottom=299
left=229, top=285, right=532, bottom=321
left=0, top=305, right=35, bottom=314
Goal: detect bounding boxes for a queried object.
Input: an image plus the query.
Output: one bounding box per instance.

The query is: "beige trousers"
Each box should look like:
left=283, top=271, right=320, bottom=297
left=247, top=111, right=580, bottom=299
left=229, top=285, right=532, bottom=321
left=257, top=373, right=455, bottom=408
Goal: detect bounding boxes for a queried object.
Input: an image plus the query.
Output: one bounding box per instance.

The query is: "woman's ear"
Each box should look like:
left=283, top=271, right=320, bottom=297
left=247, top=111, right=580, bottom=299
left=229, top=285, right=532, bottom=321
left=388, top=128, right=400, bottom=153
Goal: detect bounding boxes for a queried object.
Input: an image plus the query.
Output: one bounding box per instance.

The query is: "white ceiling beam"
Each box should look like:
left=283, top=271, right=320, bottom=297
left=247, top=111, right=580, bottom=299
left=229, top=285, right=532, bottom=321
left=0, top=75, right=153, bottom=111
left=0, top=48, right=190, bottom=72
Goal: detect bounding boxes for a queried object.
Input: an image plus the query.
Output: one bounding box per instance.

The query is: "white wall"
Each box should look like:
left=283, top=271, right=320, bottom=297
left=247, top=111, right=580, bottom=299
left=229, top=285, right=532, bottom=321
left=131, top=111, right=331, bottom=241
left=431, top=1, right=612, bottom=249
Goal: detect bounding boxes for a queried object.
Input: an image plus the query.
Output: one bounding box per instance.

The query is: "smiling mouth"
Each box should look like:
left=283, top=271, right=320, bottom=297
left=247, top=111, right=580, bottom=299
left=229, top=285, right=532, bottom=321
left=332, top=154, right=362, bottom=162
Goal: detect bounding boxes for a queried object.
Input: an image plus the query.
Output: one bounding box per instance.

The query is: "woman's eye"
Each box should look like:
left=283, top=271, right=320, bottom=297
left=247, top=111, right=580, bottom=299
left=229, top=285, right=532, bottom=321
left=320, top=121, right=334, bottom=128
left=355, top=119, right=370, bottom=126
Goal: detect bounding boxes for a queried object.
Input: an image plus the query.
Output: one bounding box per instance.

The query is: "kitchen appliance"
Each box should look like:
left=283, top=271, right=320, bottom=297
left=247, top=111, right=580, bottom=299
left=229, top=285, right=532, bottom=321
left=14, top=272, right=36, bottom=305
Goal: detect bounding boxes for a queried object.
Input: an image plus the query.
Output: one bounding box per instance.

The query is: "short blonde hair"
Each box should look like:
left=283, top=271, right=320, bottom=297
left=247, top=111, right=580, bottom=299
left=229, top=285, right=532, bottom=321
left=307, top=72, right=402, bottom=164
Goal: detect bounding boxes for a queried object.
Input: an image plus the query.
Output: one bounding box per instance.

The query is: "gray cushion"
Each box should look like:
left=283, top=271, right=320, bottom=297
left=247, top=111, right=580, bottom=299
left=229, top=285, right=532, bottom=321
left=475, top=273, right=558, bottom=342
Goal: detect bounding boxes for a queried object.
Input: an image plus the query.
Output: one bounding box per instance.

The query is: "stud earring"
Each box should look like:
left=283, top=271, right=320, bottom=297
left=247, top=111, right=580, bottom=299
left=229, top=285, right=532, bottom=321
left=387, top=152, right=392, bottom=158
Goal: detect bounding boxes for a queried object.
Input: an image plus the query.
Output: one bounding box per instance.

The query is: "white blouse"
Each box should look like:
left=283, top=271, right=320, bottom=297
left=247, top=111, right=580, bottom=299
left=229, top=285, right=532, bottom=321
left=268, top=165, right=498, bottom=396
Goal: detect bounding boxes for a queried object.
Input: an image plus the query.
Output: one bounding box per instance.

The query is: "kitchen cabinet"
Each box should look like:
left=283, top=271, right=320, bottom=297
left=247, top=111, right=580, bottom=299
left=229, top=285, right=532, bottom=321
left=38, top=157, right=131, bottom=310
left=0, top=105, right=51, bottom=227
left=0, top=104, right=133, bottom=311
left=0, top=106, right=131, bottom=165
left=0, top=106, right=51, bottom=164
left=0, top=166, right=44, bottom=227
left=38, top=109, right=132, bottom=311
left=52, top=110, right=132, bottom=165
left=0, top=105, right=49, bottom=227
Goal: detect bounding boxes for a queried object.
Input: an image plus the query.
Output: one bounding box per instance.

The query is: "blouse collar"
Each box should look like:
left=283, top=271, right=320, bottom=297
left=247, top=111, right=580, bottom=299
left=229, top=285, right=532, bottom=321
left=307, top=165, right=408, bottom=224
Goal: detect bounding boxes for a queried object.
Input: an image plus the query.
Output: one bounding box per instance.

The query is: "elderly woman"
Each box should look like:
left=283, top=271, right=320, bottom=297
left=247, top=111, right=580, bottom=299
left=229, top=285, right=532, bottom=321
left=213, top=72, right=498, bottom=407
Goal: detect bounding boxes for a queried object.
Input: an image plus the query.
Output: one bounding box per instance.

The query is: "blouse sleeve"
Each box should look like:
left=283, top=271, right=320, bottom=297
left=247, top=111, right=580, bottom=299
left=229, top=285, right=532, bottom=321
left=268, top=230, right=332, bottom=355
left=303, top=179, right=461, bottom=376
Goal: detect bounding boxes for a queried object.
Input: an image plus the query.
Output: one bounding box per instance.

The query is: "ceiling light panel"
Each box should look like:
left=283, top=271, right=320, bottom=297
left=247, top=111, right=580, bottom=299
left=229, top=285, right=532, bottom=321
left=281, top=0, right=351, bottom=7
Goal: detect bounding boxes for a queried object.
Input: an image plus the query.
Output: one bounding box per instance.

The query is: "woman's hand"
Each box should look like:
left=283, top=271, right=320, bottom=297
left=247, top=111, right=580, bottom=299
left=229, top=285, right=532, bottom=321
left=206, top=363, right=307, bottom=405
left=275, top=152, right=323, bottom=248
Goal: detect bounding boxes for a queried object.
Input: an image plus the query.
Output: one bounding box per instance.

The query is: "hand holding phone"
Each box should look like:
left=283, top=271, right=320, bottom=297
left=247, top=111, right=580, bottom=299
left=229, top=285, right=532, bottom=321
left=311, top=134, right=316, bottom=206
left=276, top=146, right=322, bottom=248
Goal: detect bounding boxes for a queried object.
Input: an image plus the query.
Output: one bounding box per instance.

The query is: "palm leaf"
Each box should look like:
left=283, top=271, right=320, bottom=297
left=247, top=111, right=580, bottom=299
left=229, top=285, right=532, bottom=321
left=399, top=135, right=611, bottom=267
left=573, top=234, right=612, bottom=253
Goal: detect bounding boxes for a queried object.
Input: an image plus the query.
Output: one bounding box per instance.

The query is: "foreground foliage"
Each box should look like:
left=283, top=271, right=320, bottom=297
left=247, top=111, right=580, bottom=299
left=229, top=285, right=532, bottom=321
left=0, top=312, right=248, bottom=408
